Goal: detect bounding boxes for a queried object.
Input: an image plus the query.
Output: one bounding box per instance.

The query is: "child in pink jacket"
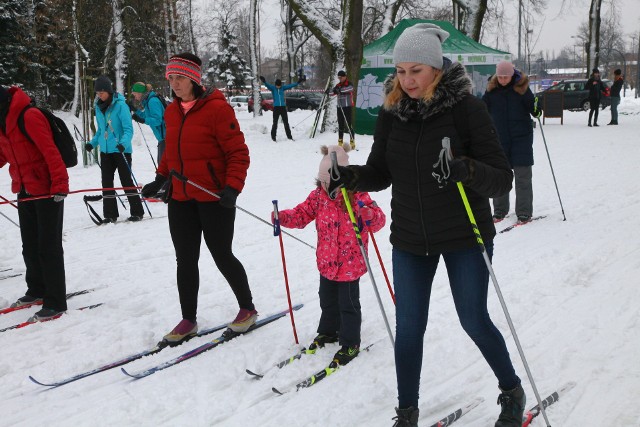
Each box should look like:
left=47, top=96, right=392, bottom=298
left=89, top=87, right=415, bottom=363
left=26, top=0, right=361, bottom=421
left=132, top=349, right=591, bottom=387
left=276, top=144, right=385, bottom=366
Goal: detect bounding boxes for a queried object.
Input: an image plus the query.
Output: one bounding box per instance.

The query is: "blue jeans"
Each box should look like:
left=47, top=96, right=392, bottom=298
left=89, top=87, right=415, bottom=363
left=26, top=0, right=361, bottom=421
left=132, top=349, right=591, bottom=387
left=393, top=244, right=520, bottom=409
left=610, top=97, right=620, bottom=123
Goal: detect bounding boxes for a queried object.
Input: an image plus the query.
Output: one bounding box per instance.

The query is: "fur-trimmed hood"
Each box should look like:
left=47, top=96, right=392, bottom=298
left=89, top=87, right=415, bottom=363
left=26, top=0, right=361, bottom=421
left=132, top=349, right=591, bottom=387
left=485, top=70, right=530, bottom=95
left=382, top=61, right=473, bottom=122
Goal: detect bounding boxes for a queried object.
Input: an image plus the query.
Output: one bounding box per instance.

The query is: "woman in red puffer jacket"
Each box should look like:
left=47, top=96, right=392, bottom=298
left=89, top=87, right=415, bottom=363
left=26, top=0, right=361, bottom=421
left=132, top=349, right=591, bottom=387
left=141, top=53, right=256, bottom=345
left=0, top=86, right=68, bottom=320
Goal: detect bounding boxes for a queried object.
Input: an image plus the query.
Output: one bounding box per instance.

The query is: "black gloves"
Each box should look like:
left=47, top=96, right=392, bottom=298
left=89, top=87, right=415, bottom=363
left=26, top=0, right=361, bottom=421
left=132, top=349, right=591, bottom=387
left=85, top=143, right=93, bottom=152
left=333, top=87, right=340, bottom=95
left=141, top=175, right=168, bottom=198
left=132, top=114, right=145, bottom=124
left=218, top=185, right=239, bottom=208
left=327, top=165, right=358, bottom=199
left=298, top=76, right=306, bottom=83
left=116, top=144, right=125, bottom=153
left=259, top=76, right=266, bottom=83
left=448, top=158, right=474, bottom=183
left=325, top=88, right=331, bottom=95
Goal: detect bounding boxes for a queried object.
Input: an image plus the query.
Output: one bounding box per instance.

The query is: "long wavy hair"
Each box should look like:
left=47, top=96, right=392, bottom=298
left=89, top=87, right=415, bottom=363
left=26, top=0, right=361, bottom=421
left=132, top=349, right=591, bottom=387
left=383, top=68, right=444, bottom=109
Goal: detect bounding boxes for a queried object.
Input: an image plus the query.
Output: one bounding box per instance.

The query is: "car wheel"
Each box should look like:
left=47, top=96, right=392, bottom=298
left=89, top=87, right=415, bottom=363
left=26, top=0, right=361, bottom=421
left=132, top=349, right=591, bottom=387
left=307, top=104, right=314, bottom=110
left=581, top=100, right=590, bottom=111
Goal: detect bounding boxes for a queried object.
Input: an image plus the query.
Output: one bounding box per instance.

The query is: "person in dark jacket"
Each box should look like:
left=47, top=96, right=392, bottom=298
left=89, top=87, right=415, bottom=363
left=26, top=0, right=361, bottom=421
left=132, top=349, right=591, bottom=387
left=0, top=86, right=69, bottom=321
left=586, top=68, right=605, bottom=127
left=327, top=24, right=523, bottom=427
left=483, top=61, right=539, bottom=224
left=141, top=53, right=257, bottom=345
left=327, top=70, right=356, bottom=149
left=130, top=82, right=167, bottom=162
left=608, top=69, right=623, bottom=125
left=85, top=75, right=144, bottom=223
left=259, top=75, right=304, bottom=141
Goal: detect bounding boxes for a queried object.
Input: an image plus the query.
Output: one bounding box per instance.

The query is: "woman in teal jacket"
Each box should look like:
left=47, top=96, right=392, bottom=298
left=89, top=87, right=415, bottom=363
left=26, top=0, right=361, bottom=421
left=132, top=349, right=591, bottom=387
left=86, top=75, right=144, bottom=223
left=131, top=82, right=167, bottom=162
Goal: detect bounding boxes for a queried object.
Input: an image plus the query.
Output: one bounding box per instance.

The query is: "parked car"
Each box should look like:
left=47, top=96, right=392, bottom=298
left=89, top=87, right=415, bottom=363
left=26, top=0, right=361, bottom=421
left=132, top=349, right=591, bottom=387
left=536, top=79, right=612, bottom=111
left=285, top=91, right=324, bottom=111
left=247, top=92, right=274, bottom=112
left=228, top=95, right=249, bottom=111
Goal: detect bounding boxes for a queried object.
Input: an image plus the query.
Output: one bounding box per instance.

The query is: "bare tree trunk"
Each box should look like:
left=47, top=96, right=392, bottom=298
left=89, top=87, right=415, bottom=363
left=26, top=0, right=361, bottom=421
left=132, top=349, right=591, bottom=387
left=168, top=0, right=179, bottom=54
left=112, top=0, right=126, bottom=93
left=249, top=0, right=262, bottom=117
left=187, top=0, right=197, bottom=55
left=164, top=0, right=172, bottom=59
left=586, top=0, right=603, bottom=75
left=101, top=25, right=114, bottom=74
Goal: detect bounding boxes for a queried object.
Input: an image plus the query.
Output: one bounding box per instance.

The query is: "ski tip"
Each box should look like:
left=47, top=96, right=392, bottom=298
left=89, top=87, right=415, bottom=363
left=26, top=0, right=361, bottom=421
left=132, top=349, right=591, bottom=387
left=120, top=367, right=133, bottom=377
left=28, top=375, right=51, bottom=387
left=246, top=369, right=264, bottom=379
left=271, top=387, right=284, bottom=395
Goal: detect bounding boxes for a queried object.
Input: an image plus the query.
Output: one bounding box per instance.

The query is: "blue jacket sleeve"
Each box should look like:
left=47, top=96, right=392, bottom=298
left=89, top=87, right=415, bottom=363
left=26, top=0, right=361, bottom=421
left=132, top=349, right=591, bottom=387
left=141, top=97, right=164, bottom=127
left=117, top=101, right=134, bottom=149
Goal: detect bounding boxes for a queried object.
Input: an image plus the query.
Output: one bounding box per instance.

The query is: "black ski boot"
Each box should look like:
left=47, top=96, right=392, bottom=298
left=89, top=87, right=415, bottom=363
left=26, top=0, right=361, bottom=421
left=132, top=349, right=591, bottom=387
left=495, top=383, right=526, bottom=426
left=392, top=407, right=419, bottom=427
left=307, top=333, right=338, bottom=352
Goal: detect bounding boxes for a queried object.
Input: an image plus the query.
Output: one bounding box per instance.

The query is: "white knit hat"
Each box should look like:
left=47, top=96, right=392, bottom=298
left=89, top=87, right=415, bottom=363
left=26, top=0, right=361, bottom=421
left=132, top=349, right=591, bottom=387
left=318, top=145, right=351, bottom=190
left=393, top=23, right=450, bottom=69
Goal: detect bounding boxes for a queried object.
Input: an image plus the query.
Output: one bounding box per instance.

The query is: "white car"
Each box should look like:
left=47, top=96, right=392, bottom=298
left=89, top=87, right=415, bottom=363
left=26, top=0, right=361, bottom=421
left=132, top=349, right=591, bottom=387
left=229, top=95, right=249, bottom=111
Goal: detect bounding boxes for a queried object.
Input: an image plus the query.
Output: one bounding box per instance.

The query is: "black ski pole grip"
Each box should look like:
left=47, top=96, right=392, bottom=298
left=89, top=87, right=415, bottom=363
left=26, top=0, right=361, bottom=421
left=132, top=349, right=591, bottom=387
left=169, top=169, right=188, bottom=182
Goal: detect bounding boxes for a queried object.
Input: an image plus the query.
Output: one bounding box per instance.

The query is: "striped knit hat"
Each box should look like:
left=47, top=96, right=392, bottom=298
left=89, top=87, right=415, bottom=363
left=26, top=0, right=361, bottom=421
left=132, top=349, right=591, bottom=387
left=165, top=55, right=202, bottom=85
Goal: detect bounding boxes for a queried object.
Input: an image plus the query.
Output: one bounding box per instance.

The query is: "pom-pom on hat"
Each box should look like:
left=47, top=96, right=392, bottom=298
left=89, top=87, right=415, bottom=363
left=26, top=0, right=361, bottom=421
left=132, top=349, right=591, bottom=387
left=393, top=23, right=449, bottom=70
left=496, top=60, right=515, bottom=77
left=131, top=82, right=147, bottom=93
left=165, top=54, right=203, bottom=85
left=94, top=75, right=114, bottom=93
left=317, top=144, right=351, bottom=190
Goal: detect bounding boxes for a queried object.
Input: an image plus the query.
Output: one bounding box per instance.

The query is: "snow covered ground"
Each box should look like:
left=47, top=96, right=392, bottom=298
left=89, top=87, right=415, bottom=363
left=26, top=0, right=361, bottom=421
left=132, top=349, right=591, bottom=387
left=1, top=94, right=639, bottom=427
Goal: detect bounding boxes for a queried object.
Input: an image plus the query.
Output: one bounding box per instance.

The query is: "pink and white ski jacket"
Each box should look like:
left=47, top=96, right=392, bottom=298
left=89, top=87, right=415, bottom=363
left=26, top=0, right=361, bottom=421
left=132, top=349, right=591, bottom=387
left=278, top=187, right=386, bottom=282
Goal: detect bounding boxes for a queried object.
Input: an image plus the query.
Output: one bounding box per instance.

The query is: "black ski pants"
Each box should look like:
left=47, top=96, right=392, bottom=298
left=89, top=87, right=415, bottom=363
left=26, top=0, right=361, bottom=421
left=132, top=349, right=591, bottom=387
left=337, top=106, right=353, bottom=140
left=588, top=99, right=600, bottom=125
left=271, top=106, right=293, bottom=140
left=100, top=152, right=144, bottom=219
left=317, top=275, right=361, bottom=347
left=168, top=199, right=254, bottom=322
left=18, top=192, right=67, bottom=312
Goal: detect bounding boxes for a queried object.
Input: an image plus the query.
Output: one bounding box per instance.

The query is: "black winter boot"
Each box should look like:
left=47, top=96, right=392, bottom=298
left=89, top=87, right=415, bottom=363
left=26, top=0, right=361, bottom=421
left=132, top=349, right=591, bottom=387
left=392, top=407, right=419, bottom=427
left=495, top=383, right=526, bottom=426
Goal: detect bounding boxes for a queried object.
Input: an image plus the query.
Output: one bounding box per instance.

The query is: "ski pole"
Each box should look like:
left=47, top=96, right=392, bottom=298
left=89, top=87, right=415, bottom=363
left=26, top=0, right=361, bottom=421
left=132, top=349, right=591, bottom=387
left=0, top=194, right=17, bottom=209
left=331, top=152, right=395, bottom=348
left=537, top=117, right=566, bottom=221
left=0, top=187, right=142, bottom=205
left=107, top=121, right=153, bottom=218
left=272, top=200, right=299, bottom=344
left=168, top=170, right=315, bottom=250
left=0, top=211, right=19, bottom=228
left=291, top=109, right=317, bottom=129
left=134, top=121, right=158, bottom=170
left=434, top=137, right=552, bottom=427
left=357, top=200, right=395, bottom=305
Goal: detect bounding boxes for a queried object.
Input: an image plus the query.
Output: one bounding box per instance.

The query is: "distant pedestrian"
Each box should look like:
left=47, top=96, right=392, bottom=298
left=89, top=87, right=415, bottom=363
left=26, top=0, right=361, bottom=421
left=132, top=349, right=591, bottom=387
left=275, top=144, right=385, bottom=366
left=130, top=82, right=167, bottom=162
left=0, top=86, right=69, bottom=322
left=586, top=68, right=605, bottom=127
left=608, top=69, right=623, bottom=125
left=259, top=75, right=305, bottom=141
left=85, top=75, right=144, bottom=223
left=327, top=70, right=355, bottom=149
left=483, top=60, right=540, bottom=224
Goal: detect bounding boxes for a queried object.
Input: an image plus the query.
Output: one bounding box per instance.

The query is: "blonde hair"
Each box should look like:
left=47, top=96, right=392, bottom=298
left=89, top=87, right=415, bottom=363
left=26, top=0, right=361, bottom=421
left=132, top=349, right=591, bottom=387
left=383, top=68, right=444, bottom=109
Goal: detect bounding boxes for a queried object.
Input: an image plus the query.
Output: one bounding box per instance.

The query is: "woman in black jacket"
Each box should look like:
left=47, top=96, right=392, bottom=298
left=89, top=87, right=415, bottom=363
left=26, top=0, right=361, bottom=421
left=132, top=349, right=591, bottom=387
left=586, top=68, right=605, bottom=126
left=330, top=24, right=523, bottom=427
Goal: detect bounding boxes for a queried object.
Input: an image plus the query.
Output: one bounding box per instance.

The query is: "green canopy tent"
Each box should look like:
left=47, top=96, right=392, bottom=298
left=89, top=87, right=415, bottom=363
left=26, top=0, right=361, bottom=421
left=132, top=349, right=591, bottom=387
left=355, top=19, right=511, bottom=135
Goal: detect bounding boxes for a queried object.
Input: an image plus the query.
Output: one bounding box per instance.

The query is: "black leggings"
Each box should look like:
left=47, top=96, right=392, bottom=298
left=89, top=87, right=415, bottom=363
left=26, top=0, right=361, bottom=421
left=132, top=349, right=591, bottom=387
left=168, top=199, right=254, bottom=322
left=100, top=152, right=144, bottom=218
left=589, top=100, right=600, bottom=125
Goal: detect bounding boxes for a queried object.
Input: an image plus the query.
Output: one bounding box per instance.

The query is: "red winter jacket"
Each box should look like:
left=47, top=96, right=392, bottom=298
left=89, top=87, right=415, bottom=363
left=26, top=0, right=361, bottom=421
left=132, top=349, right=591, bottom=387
left=0, top=87, right=69, bottom=196
left=158, top=88, right=249, bottom=201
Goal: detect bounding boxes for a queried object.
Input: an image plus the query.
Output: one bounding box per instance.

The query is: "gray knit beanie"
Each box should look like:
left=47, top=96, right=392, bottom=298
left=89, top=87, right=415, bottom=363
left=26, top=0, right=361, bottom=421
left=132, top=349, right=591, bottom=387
left=94, top=75, right=114, bottom=93
left=393, top=23, right=450, bottom=69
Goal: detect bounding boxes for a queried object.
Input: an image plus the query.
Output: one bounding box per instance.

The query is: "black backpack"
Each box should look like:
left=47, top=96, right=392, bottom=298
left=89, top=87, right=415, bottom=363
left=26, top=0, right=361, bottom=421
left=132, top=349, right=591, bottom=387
left=18, top=105, right=78, bottom=168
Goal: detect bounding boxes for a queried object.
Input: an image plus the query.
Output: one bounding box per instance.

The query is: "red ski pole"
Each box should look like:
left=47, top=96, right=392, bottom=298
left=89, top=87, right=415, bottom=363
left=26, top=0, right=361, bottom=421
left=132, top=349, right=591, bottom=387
left=0, top=194, right=18, bottom=209
left=272, top=200, right=299, bottom=344
left=357, top=200, right=395, bottom=304
left=0, top=186, right=141, bottom=205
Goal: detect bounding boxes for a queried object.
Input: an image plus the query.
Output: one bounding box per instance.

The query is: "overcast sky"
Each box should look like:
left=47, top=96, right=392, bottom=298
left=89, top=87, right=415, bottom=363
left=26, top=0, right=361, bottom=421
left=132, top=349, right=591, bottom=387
left=259, top=0, right=640, bottom=58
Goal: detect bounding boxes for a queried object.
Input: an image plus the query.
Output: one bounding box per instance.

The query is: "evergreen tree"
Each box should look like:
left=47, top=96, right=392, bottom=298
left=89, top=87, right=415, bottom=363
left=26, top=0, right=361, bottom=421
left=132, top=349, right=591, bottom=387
left=0, top=0, right=31, bottom=86
left=207, top=22, right=250, bottom=91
